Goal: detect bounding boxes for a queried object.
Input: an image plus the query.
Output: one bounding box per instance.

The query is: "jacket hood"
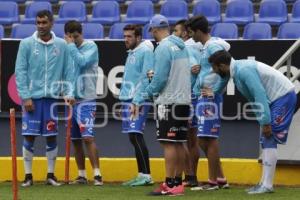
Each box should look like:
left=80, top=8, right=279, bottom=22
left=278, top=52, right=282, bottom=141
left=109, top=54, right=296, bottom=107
left=185, top=38, right=203, bottom=51
left=32, top=31, right=56, bottom=45
left=141, top=40, right=154, bottom=51
left=167, top=35, right=185, bottom=49
left=204, top=37, right=230, bottom=51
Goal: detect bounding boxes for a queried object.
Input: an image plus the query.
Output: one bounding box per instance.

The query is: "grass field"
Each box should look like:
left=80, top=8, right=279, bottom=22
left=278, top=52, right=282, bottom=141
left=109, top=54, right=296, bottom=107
left=1, top=182, right=300, bottom=200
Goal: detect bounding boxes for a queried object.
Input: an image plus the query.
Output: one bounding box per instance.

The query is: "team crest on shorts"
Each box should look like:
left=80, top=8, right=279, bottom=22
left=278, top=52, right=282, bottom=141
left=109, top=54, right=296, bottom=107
left=46, top=120, right=57, bottom=132
left=167, top=132, right=176, bottom=137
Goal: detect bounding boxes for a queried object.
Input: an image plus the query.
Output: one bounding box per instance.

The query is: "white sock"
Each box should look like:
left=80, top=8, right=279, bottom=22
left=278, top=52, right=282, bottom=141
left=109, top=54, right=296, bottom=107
left=94, top=168, right=101, bottom=177
left=23, top=147, right=33, bottom=174
left=138, top=172, right=143, bottom=177
left=46, top=146, right=58, bottom=173
left=262, top=148, right=278, bottom=189
left=141, top=173, right=151, bottom=179
left=259, top=150, right=266, bottom=185
left=79, top=170, right=87, bottom=178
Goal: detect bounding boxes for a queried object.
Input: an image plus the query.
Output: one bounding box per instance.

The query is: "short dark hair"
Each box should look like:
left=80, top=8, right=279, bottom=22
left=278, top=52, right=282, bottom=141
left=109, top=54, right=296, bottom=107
left=36, top=10, right=53, bottom=22
left=175, top=19, right=187, bottom=27
left=64, top=20, right=82, bottom=34
left=209, top=50, right=232, bottom=66
left=123, top=24, right=142, bottom=37
left=185, top=15, right=209, bottom=33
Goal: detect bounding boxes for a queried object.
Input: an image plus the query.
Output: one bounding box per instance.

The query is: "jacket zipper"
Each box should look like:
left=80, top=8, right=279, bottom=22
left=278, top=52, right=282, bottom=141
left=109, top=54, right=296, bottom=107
left=45, top=45, right=48, bottom=96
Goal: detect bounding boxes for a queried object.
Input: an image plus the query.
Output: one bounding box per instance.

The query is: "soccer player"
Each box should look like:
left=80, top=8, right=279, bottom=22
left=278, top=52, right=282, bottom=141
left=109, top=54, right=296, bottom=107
left=209, top=50, right=297, bottom=194
left=185, top=15, right=230, bottom=190
left=64, top=20, right=103, bottom=186
left=119, top=24, right=154, bottom=186
left=15, top=10, right=73, bottom=187
left=132, top=14, right=191, bottom=196
left=173, top=19, right=201, bottom=187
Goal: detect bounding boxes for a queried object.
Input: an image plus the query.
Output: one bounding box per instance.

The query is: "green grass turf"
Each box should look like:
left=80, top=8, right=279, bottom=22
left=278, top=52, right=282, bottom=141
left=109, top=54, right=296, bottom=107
left=1, top=182, right=300, bottom=200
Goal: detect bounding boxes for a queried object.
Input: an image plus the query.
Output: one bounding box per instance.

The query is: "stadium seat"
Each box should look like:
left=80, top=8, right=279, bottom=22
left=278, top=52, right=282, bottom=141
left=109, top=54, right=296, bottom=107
left=192, top=0, right=221, bottom=24
left=52, top=23, right=65, bottom=38
left=32, top=0, right=58, bottom=2
left=0, top=25, right=4, bottom=39
left=109, top=23, right=127, bottom=39
left=143, top=23, right=153, bottom=39
left=11, top=24, right=36, bottom=39
left=243, top=23, right=272, bottom=40
left=223, top=0, right=254, bottom=25
left=111, top=0, right=126, bottom=3
left=277, top=22, right=300, bottom=39
left=82, top=23, right=104, bottom=39
left=134, top=0, right=160, bottom=3
left=89, top=1, right=120, bottom=25
left=257, top=0, right=287, bottom=25
left=291, top=0, right=300, bottom=22
left=56, top=1, right=86, bottom=23
left=210, top=23, right=238, bottom=39
left=0, top=2, right=19, bottom=25
left=23, top=2, right=52, bottom=24
left=63, top=0, right=91, bottom=2
left=160, top=0, right=188, bottom=24
left=1, top=0, right=26, bottom=3
left=124, top=1, right=154, bottom=24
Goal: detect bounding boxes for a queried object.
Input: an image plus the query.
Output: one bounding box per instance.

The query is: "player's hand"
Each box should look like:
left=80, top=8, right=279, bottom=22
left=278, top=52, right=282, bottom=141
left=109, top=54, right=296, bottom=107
left=262, top=124, right=272, bottom=138
left=147, top=70, right=154, bottom=82
left=191, top=65, right=200, bottom=74
left=64, top=97, right=76, bottom=106
left=24, top=99, right=34, bottom=112
left=115, top=108, right=122, bottom=118
left=201, top=87, right=214, bottom=98
left=64, top=34, right=74, bottom=44
left=130, top=104, right=139, bottom=120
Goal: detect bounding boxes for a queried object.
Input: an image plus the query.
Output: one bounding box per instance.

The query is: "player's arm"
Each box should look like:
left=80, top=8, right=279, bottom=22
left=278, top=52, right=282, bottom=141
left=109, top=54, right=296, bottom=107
left=67, top=43, right=98, bottom=69
left=212, top=75, right=230, bottom=94
left=240, top=67, right=272, bottom=136
left=15, top=40, right=35, bottom=112
left=206, top=43, right=230, bottom=94
left=134, top=49, right=155, bottom=100
left=133, top=45, right=171, bottom=105
left=15, top=40, right=30, bottom=100
left=62, top=46, right=75, bottom=104
left=187, top=47, right=200, bottom=74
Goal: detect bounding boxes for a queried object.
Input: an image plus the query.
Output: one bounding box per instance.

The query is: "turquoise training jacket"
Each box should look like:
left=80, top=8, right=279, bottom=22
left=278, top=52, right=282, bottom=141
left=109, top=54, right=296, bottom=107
left=119, top=40, right=154, bottom=101
left=15, top=31, right=73, bottom=100
left=193, top=37, right=230, bottom=96
left=230, top=59, right=295, bottom=125
left=185, top=38, right=202, bottom=89
left=133, top=35, right=191, bottom=105
left=67, top=40, right=99, bottom=100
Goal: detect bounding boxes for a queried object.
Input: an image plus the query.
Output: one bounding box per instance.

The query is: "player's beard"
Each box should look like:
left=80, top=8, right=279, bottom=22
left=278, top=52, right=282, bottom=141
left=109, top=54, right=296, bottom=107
left=38, top=29, right=51, bottom=38
left=219, top=71, right=228, bottom=78
left=126, top=41, right=137, bottom=50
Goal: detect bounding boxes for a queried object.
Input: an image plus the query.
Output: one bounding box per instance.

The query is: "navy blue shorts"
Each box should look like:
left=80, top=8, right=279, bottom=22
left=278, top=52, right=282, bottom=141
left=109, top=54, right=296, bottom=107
left=22, top=98, right=58, bottom=137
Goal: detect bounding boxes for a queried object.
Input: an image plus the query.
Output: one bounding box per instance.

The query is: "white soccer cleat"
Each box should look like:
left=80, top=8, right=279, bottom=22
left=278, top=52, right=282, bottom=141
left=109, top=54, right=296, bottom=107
left=46, top=174, right=61, bottom=186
